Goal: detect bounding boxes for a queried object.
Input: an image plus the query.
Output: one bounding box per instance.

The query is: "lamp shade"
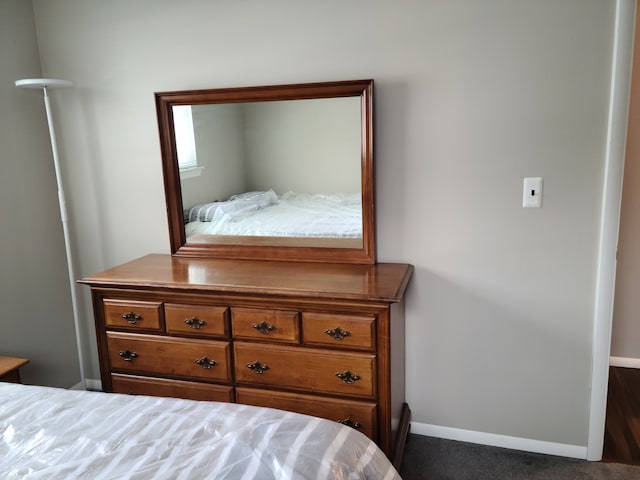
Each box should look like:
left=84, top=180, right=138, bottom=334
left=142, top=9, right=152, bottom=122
left=15, top=78, right=73, bottom=89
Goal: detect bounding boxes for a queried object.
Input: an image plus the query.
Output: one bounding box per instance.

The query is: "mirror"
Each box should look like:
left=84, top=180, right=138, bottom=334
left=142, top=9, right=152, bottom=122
left=156, top=79, right=374, bottom=264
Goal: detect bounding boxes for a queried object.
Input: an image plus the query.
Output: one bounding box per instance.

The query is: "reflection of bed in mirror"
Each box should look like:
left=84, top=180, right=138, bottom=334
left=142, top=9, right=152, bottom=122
left=178, top=96, right=364, bottom=250
left=184, top=189, right=363, bottom=248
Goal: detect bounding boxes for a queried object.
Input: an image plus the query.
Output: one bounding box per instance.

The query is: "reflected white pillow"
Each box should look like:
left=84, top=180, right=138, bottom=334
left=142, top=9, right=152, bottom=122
left=217, top=190, right=279, bottom=220
left=185, top=190, right=279, bottom=223
left=184, top=202, right=220, bottom=223
left=228, top=189, right=279, bottom=209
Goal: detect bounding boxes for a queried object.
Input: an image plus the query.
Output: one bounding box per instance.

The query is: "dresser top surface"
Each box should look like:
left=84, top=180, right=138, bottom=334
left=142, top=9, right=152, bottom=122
left=80, top=254, right=413, bottom=303
left=0, top=356, right=29, bottom=376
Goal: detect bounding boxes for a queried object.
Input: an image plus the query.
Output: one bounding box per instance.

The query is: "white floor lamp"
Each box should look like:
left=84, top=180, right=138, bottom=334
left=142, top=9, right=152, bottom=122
left=15, top=78, right=86, bottom=390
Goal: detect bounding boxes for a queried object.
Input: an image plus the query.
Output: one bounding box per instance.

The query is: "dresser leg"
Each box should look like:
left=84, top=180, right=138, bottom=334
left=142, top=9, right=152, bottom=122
left=391, top=402, right=412, bottom=470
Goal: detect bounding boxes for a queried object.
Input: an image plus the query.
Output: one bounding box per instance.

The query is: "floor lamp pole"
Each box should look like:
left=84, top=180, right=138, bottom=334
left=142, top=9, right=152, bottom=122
left=15, top=78, right=86, bottom=390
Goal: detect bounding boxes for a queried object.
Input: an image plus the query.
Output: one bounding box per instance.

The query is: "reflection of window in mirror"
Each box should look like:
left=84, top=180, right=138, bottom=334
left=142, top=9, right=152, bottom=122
left=173, top=105, right=203, bottom=179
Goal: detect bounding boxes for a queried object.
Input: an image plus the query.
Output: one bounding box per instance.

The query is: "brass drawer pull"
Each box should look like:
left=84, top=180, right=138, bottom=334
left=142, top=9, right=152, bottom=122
left=325, top=326, right=351, bottom=341
left=252, top=321, right=276, bottom=334
left=195, top=357, right=217, bottom=369
left=118, top=349, right=138, bottom=361
left=246, top=360, right=270, bottom=374
left=336, top=370, right=360, bottom=384
left=122, top=312, right=142, bottom=324
left=338, top=418, right=362, bottom=429
left=185, top=317, right=207, bottom=329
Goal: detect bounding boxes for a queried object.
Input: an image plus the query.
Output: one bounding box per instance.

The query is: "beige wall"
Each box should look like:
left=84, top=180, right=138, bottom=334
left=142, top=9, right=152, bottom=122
left=244, top=98, right=361, bottom=194
left=184, top=103, right=246, bottom=208
left=611, top=5, right=640, bottom=360
left=29, top=0, right=617, bottom=449
left=0, top=0, right=81, bottom=387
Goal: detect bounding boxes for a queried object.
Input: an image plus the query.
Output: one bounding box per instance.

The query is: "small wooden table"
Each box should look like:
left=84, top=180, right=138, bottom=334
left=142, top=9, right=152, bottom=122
left=0, top=356, right=29, bottom=383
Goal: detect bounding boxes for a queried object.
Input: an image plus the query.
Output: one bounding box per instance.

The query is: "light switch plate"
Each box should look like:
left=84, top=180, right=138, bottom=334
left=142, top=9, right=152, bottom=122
left=523, top=177, right=543, bottom=208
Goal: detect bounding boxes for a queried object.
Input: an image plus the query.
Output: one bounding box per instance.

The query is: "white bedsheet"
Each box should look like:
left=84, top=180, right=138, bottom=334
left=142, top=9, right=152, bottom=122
left=185, top=191, right=362, bottom=239
left=0, top=383, right=400, bottom=480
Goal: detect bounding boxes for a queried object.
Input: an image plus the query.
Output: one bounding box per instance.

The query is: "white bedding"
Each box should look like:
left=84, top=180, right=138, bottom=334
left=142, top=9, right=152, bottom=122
left=185, top=191, right=362, bottom=239
left=0, top=383, right=400, bottom=480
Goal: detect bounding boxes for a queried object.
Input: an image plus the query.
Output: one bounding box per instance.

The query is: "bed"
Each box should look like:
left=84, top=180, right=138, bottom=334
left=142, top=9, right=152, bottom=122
left=184, top=190, right=362, bottom=239
left=0, top=383, right=401, bottom=479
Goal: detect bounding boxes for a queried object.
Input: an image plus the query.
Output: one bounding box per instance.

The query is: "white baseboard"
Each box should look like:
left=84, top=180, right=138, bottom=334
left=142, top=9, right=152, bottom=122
left=410, top=422, right=588, bottom=460
left=609, top=356, right=640, bottom=368
left=70, top=378, right=102, bottom=391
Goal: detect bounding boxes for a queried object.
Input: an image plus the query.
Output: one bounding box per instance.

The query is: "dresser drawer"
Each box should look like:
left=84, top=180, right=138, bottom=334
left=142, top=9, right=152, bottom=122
left=107, top=332, right=232, bottom=382
left=234, top=342, right=375, bottom=399
left=237, top=387, right=376, bottom=440
left=111, top=373, right=234, bottom=402
left=231, top=307, right=300, bottom=343
left=104, top=299, right=163, bottom=331
left=165, top=304, right=229, bottom=338
left=302, top=312, right=376, bottom=351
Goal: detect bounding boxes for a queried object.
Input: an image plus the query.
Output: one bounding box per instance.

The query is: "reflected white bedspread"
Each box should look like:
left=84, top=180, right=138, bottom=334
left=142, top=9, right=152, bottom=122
left=0, top=383, right=400, bottom=480
left=185, top=191, right=362, bottom=238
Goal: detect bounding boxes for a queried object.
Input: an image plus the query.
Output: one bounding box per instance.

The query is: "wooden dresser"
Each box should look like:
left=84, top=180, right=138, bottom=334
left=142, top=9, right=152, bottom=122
left=81, top=254, right=412, bottom=465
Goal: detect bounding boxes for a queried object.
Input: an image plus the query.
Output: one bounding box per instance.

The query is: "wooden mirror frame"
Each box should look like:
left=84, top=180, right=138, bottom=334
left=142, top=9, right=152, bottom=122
left=156, top=79, right=375, bottom=264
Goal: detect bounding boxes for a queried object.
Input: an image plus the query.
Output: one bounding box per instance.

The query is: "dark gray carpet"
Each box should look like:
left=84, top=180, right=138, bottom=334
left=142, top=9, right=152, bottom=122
left=400, top=434, right=640, bottom=479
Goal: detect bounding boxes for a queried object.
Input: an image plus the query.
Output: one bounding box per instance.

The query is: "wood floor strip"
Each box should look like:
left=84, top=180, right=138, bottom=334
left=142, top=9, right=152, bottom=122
left=603, top=366, right=640, bottom=465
